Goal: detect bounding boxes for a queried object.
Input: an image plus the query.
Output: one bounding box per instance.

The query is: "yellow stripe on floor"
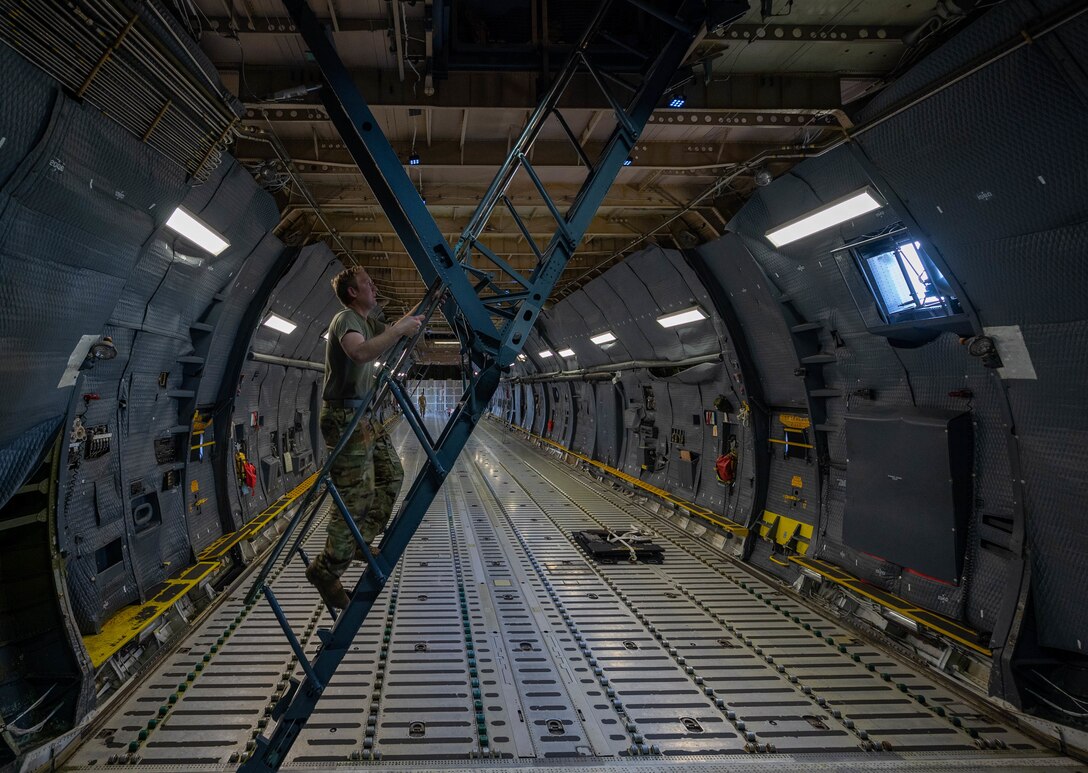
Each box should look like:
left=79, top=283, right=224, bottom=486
left=502, top=421, right=748, bottom=538
left=83, top=472, right=318, bottom=668
left=790, top=555, right=992, bottom=656
left=199, top=472, right=319, bottom=561
left=499, top=420, right=990, bottom=658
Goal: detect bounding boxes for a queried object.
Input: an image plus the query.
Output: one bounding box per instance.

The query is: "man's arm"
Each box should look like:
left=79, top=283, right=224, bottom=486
left=340, top=313, right=424, bottom=365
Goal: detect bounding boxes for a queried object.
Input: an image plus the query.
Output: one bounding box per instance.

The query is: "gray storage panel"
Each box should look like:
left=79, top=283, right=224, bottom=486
left=844, top=409, right=973, bottom=584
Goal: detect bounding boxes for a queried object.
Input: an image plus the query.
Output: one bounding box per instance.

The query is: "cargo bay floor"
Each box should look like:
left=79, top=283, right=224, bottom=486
left=63, top=419, right=1080, bottom=771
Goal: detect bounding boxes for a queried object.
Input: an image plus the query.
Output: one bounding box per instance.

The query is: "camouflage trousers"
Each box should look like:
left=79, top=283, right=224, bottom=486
left=310, top=407, right=404, bottom=583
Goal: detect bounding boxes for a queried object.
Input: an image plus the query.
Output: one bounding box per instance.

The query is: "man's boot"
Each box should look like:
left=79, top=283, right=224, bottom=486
left=306, top=563, right=350, bottom=609
left=353, top=534, right=382, bottom=563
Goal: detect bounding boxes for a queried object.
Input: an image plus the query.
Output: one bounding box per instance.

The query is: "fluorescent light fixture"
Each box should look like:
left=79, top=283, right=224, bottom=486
left=668, top=93, right=686, bottom=108
left=517, top=353, right=527, bottom=361
left=590, top=331, right=616, bottom=345
left=656, top=306, right=708, bottom=329
left=165, top=206, right=229, bottom=256
left=432, top=339, right=460, bottom=346
left=622, top=157, right=633, bottom=167
left=764, top=187, right=884, bottom=248
left=262, top=313, right=297, bottom=334
left=538, top=350, right=554, bottom=358
left=557, top=348, right=575, bottom=357
left=374, top=360, right=383, bottom=368
left=408, top=152, right=421, bottom=166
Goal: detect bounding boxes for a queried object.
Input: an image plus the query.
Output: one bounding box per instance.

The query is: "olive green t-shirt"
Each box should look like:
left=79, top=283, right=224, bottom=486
left=322, top=308, right=387, bottom=401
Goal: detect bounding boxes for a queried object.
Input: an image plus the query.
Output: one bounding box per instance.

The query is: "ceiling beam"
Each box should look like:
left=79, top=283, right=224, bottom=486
left=244, top=103, right=843, bottom=130
left=236, top=136, right=813, bottom=171
left=289, top=182, right=716, bottom=210
left=197, top=16, right=906, bottom=45
left=226, top=69, right=842, bottom=111
left=707, top=24, right=911, bottom=45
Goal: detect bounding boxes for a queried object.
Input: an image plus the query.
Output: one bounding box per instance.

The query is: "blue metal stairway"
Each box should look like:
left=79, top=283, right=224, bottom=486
left=240, top=1, right=706, bottom=769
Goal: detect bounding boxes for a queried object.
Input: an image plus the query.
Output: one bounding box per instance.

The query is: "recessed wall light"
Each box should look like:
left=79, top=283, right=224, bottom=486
left=262, top=313, right=297, bottom=334
left=765, top=187, right=884, bottom=247
left=656, top=306, right=708, bottom=329
left=165, top=206, right=229, bottom=255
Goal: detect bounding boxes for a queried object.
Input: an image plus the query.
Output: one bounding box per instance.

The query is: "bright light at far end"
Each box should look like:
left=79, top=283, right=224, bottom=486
left=765, top=187, right=883, bottom=248
left=165, top=206, right=230, bottom=255
left=262, top=313, right=297, bottom=334
left=517, top=353, right=527, bottom=361
left=590, top=331, right=616, bottom=345
left=557, top=348, right=575, bottom=357
left=432, top=339, right=460, bottom=346
left=538, top=350, right=554, bottom=358
left=657, top=306, right=708, bottom=329
left=321, top=330, right=329, bottom=340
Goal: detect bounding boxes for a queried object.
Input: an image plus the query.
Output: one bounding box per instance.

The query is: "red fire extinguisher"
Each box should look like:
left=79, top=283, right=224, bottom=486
left=243, top=461, right=257, bottom=491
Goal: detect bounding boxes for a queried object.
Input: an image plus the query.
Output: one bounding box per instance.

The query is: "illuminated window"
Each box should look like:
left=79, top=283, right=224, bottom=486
left=854, top=236, right=962, bottom=326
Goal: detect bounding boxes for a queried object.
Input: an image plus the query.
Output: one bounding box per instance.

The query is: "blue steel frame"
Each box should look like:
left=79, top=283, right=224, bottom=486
left=240, top=1, right=704, bottom=769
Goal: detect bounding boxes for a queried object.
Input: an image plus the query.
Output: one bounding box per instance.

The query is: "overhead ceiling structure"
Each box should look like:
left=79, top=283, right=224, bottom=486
left=170, top=0, right=975, bottom=358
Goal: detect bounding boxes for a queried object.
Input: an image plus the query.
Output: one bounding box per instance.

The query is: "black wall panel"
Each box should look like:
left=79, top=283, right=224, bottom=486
left=845, top=4, right=1088, bottom=652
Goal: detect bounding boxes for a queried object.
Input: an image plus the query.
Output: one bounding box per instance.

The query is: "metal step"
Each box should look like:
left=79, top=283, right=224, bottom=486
left=190, top=321, right=215, bottom=333
left=814, top=423, right=842, bottom=432
left=791, top=321, right=823, bottom=333
left=176, top=355, right=205, bottom=365
left=166, top=389, right=195, bottom=399
left=810, top=388, right=843, bottom=398
left=800, top=352, right=836, bottom=365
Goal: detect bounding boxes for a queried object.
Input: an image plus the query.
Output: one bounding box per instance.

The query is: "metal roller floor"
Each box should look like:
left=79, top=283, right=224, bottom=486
left=64, top=421, right=1079, bottom=771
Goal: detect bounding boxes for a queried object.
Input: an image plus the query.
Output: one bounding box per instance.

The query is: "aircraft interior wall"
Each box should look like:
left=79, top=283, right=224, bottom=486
left=501, top=0, right=1088, bottom=720
left=0, top=0, right=1085, bottom=767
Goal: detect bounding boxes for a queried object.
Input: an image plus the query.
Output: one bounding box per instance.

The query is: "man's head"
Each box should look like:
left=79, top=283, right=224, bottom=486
left=332, top=266, right=377, bottom=312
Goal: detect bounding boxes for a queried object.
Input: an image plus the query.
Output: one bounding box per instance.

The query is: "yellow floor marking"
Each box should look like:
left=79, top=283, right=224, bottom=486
left=503, top=422, right=748, bottom=538
left=83, top=473, right=318, bottom=668
left=791, top=556, right=992, bottom=656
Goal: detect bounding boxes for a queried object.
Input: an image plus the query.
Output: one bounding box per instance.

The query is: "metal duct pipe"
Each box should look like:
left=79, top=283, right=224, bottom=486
left=249, top=351, right=325, bottom=372
left=508, top=352, right=721, bottom=383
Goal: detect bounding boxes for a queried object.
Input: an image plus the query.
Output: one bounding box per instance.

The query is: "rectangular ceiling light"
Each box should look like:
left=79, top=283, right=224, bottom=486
left=557, top=348, right=575, bottom=357
left=764, top=187, right=884, bottom=248
left=432, top=339, right=460, bottom=346
left=590, top=331, right=616, bottom=345
left=165, top=206, right=230, bottom=256
left=517, top=353, right=527, bottom=361
left=262, top=313, right=297, bottom=334
left=656, top=306, right=708, bottom=329
left=538, top=350, right=554, bottom=358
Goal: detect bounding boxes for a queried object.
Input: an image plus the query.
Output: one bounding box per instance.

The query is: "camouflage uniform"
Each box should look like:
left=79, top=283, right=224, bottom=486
left=308, top=306, right=405, bottom=588
left=308, top=408, right=403, bottom=583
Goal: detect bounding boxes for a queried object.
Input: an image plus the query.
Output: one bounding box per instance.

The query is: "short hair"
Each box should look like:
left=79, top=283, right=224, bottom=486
left=332, top=265, right=366, bottom=307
